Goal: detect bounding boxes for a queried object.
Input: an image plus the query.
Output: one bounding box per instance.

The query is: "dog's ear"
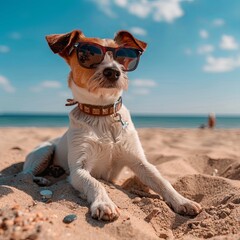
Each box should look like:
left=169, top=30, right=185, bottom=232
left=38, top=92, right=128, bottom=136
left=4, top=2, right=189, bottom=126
left=114, top=31, right=147, bottom=51
left=45, top=30, right=84, bottom=57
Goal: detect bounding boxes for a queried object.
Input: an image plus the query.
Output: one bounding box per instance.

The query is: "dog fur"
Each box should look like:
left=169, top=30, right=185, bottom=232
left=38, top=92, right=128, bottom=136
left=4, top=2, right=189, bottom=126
left=23, top=30, right=202, bottom=221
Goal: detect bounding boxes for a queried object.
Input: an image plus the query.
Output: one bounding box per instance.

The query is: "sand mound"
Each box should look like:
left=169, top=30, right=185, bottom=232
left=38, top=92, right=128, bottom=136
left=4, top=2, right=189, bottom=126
left=173, top=175, right=240, bottom=239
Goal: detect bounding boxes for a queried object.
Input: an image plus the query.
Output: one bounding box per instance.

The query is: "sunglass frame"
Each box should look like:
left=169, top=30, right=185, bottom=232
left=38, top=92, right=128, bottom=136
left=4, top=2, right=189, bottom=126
left=69, top=41, right=143, bottom=71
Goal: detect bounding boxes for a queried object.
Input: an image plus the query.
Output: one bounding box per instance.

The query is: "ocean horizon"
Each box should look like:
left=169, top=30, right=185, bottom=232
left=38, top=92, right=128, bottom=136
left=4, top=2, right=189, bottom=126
left=0, top=113, right=240, bottom=128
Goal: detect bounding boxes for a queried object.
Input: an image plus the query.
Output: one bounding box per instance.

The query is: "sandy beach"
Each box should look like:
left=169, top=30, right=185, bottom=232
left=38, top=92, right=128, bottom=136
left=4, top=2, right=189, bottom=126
left=0, top=127, right=240, bottom=240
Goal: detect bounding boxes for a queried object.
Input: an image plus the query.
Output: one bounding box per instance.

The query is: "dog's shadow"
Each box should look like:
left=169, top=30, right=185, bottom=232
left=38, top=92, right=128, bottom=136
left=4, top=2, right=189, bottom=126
left=0, top=162, right=113, bottom=227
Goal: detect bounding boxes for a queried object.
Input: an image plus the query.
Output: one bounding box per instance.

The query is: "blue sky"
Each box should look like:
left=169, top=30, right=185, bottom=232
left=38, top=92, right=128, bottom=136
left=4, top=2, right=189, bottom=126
left=0, top=0, right=240, bottom=115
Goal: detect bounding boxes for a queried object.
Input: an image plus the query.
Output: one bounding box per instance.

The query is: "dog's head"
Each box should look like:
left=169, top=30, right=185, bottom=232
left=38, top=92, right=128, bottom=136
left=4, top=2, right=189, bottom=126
left=46, top=30, right=147, bottom=102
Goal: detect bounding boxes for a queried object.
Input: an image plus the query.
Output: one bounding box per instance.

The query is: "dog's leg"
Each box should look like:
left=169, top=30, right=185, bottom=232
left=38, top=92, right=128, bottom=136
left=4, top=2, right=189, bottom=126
left=123, top=133, right=202, bottom=216
left=68, top=137, right=119, bottom=221
left=70, top=168, right=120, bottom=221
left=22, top=141, right=55, bottom=186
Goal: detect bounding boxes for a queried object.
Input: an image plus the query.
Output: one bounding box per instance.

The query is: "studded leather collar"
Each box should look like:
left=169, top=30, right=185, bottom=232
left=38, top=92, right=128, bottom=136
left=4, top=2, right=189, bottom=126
left=65, top=97, right=122, bottom=117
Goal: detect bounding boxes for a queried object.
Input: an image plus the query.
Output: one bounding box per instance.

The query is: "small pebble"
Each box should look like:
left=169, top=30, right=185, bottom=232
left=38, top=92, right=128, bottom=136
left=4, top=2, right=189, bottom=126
left=159, top=230, right=174, bottom=239
left=221, top=194, right=234, bottom=204
left=132, top=197, right=141, bottom=204
left=207, top=209, right=216, bottom=216
left=200, top=222, right=207, bottom=228
left=63, top=214, right=77, bottom=224
left=219, top=209, right=230, bottom=219
left=212, top=169, right=218, bottom=176
left=232, top=197, right=240, bottom=204
left=188, top=221, right=200, bottom=229
left=40, top=190, right=53, bottom=199
left=159, top=232, right=168, bottom=239
left=11, top=146, right=22, bottom=151
left=219, top=212, right=228, bottom=219
left=40, top=190, right=53, bottom=202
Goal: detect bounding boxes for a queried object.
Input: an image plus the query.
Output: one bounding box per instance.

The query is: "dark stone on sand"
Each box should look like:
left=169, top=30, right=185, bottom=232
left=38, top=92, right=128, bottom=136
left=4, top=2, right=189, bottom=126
left=232, top=197, right=240, bottom=204
left=63, top=214, right=77, bottom=224
left=11, top=146, right=22, bottom=151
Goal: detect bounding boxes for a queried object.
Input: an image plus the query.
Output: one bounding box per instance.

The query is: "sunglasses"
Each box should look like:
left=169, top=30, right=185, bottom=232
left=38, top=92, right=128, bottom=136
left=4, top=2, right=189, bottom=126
left=69, top=42, right=143, bottom=71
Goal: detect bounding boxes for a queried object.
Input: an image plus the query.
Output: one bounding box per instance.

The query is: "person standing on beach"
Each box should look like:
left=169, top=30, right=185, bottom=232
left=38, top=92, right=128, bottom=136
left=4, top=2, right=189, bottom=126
left=208, top=113, right=216, bottom=129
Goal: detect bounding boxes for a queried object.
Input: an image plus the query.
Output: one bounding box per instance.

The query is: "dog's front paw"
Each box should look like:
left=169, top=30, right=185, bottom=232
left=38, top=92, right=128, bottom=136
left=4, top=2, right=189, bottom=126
left=91, top=199, right=120, bottom=221
left=170, top=197, right=202, bottom=216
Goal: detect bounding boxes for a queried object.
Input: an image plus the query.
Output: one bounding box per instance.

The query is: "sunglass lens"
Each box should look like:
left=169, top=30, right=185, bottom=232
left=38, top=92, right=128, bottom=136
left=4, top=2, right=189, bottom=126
left=77, top=44, right=103, bottom=68
left=115, top=48, right=139, bottom=71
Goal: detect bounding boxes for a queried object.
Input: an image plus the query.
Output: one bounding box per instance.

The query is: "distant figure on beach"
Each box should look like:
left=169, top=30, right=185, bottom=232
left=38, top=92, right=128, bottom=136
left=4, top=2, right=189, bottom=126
left=199, top=113, right=216, bottom=129
left=208, top=113, right=216, bottom=129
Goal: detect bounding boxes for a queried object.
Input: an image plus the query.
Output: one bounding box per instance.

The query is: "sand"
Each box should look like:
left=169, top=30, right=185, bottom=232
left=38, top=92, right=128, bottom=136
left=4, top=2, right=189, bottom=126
left=0, top=127, right=240, bottom=240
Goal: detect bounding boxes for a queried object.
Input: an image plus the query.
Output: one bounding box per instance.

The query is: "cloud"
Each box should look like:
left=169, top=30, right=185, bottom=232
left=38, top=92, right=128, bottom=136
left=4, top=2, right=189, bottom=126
left=130, top=79, right=157, bottom=95
left=129, top=27, right=147, bottom=36
left=220, top=35, right=238, bottom=50
left=197, top=44, right=214, bottom=55
left=41, top=81, right=62, bottom=88
left=200, top=34, right=239, bottom=72
left=93, top=0, right=116, bottom=18
left=114, top=0, right=128, bottom=7
left=0, top=75, right=15, bottom=93
left=127, top=2, right=152, bottom=18
left=199, top=29, right=208, bottom=39
left=94, top=0, right=194, bottom=23
left=203, top=55, right=240, bottom=73
left=131, top=79, right=157, bottom=87
left=150, top=0, right=186, bottom=22
left=30, top=80, right=62, bottom=92
left=212, top=18, right=225, bottom=27
left=0, top=45, right=10, bottom=53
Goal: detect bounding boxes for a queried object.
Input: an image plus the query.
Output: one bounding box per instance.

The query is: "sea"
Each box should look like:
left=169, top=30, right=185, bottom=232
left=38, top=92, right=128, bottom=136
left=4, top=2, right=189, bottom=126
left=0, top=114, right=240, bottom=128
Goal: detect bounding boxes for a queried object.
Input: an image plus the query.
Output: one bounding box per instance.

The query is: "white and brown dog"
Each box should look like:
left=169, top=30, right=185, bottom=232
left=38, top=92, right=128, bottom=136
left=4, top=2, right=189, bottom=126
left=23, top=30, right=202, bottom=221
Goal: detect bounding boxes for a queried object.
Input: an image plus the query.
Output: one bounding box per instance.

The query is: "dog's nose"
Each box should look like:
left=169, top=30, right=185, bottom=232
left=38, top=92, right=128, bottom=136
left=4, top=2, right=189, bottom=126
left=103, top=67, right=121, bottom=81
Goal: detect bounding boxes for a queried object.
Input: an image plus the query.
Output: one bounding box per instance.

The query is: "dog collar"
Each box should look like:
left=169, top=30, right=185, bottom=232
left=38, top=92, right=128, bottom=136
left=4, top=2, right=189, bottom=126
left=66, top=97, right=122, bottom=117
left=66, top=97, right=128, bottom=129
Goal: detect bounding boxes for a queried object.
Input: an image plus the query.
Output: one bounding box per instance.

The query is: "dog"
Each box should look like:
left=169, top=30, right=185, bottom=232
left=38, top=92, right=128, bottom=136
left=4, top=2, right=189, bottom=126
left=23, top=29, right=202, bottom=221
